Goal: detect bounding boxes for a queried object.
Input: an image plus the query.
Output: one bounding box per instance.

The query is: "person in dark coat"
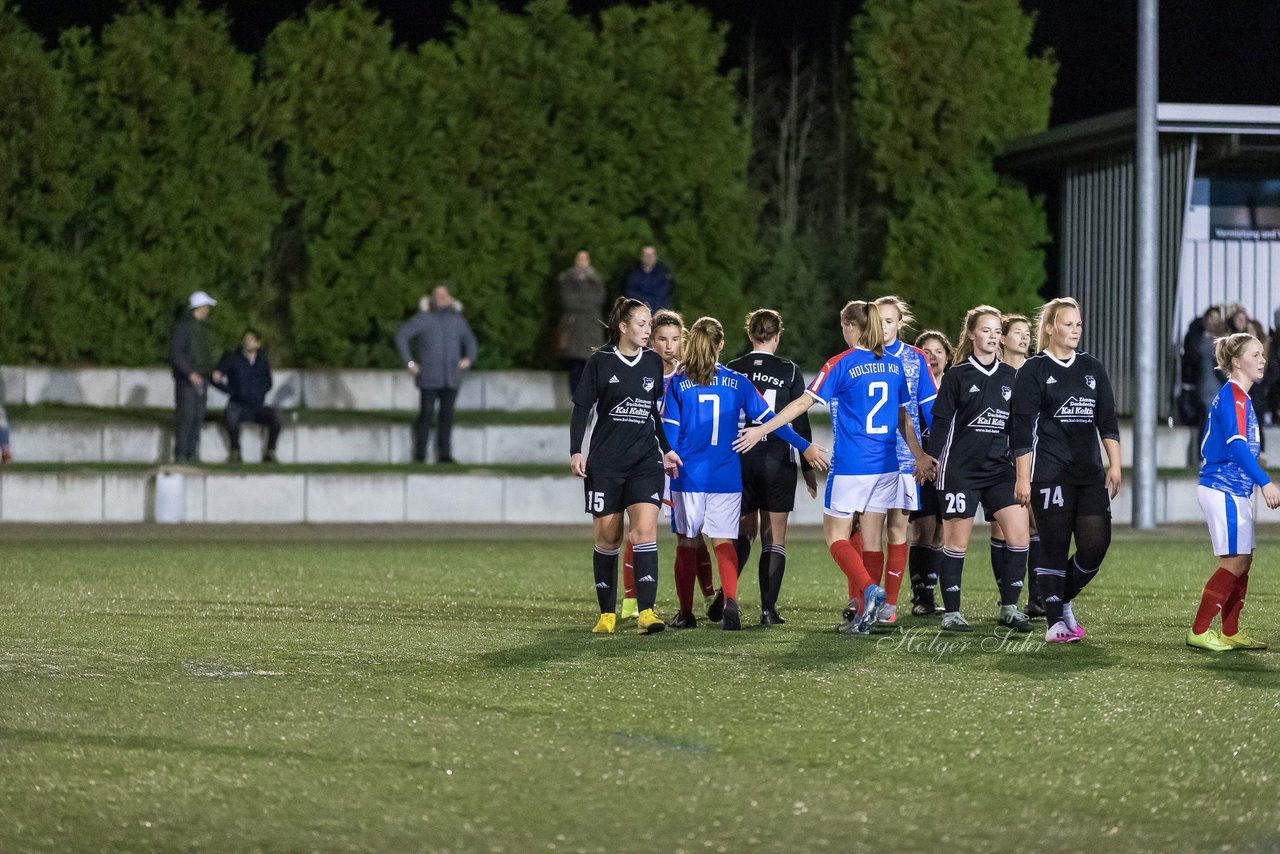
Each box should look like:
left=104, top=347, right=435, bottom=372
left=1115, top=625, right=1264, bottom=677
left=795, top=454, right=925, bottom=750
left=622, top=245, right=674, bottom=312
left=169, top=291, right=217, bottom=463
left=213, top=329, right=281, bottom=464
left=395, top=285, right=479, bottom=464
left=556, top=250, right=605, bottom=395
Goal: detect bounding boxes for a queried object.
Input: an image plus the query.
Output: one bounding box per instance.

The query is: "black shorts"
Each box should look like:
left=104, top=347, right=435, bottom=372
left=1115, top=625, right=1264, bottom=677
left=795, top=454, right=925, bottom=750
left=741, top=452, right=798, bottom=514
left=938, top=477, right=1018, bottom=521
left=910, top=480, right=942, bottom=522
left=583, top=466, right=664, bottom=517
left=1029, top=480, right=1111, bottom=526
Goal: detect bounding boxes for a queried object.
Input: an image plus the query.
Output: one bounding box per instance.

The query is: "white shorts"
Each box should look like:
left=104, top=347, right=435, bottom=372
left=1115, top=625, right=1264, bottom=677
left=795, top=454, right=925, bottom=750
left=1198, top=485, right=1255, bottom=556
left=662, top=473, right=673, bottom=519
left=891, top=472, right=920, bottom=512
left=671, top=491, right=742, bottom=539
left=824, top=473, right=902, bottom=519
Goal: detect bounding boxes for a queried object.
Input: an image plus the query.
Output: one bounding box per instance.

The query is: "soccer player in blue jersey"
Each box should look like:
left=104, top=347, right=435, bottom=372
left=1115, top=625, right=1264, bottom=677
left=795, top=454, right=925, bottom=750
left=871, top=296, right=937, bottom=624
left=662, top=317, right=823, bottom=630
left=1188, top=333, right=1280, bottom=651
left=735, top=301, right=936, bottom=636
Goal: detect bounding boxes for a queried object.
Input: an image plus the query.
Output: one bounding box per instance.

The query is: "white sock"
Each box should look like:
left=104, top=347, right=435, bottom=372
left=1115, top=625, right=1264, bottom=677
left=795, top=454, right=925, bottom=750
left=1062, top=601, right=1077, bottom=630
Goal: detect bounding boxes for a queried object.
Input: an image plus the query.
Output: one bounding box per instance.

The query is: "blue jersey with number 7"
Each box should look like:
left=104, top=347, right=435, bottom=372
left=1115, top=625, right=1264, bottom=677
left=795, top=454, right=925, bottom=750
left=805, top=347, right=909, bottom=476
left=662, top=364, right=810, bottom=493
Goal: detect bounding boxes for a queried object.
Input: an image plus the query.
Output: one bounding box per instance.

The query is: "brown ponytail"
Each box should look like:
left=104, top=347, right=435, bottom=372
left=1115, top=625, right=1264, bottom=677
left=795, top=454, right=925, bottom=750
left=745, top=308, right=783, bottom=344
left=839, top=300, right=884, bottom=358
left=604, top=296, right=650, bottom=348
left=683, top=317, right=725, bottom=386
left=953, top=305, right=1003, bottom=365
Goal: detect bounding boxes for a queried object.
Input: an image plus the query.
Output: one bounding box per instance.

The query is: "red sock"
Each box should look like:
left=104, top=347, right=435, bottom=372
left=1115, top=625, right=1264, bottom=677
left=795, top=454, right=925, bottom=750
left=1221, top=571, right=1249, bottom=636
left=622, top=542, right=636, bottom=598
left=830, top=540, right=871, bottom=599
left=884, top=542, right=908, bottom=605
left=713, top=542, right=739, bottom=602
left=695, top=540, right=716, bottom=597
left=1193, top=568, right=1237, bottom=634
left=674, top=546, right=697, bottom=615
left=864, top=550, right=884, bottom=590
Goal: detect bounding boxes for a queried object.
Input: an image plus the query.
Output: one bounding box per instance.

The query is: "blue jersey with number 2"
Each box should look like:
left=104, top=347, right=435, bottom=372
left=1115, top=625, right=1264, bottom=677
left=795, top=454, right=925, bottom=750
left=806, top=347, right=909, bottom=476
left=662, top=364, right=809, bottom=493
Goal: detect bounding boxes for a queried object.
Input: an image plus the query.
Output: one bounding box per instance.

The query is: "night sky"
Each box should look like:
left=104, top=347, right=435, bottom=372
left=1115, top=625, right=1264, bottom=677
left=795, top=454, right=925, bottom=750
left=17, top=1, right=1280, bottom=127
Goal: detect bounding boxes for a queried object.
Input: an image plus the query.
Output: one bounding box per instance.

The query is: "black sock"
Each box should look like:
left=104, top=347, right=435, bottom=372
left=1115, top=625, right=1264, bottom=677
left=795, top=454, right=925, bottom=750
left=593, top=546, right=619, bottom=613
left=1038, top=565, right=1067, bottom=625
left=1002, top=544, right=1028, bottom=607
left=1027, top=535, right=1042, bottom=603
left=939, top=548, right=965, bottom=613
left=736, top=535, right=752, bottom=580
left=989, top=538, right=1006, bottom=600
left=766, top=545, right=787, bottom=611
left=632, top=541, right=659, bottom=611
left=925, top=546, right=940, bottom=599
left=908, top=541, right=929, bottom=604
left=757, top=546, right=770, bottom=610
left=1064, top=555, right=1099, bottom=601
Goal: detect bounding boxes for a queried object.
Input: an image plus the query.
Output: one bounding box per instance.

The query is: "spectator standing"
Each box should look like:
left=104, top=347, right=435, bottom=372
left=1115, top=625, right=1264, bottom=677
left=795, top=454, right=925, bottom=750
left=395, top=284, right=478, bottom=464
left=1181, top=306, right=1223, bottom=466
left=213, top=329, right=281, bottom=464
left=556, top=250, right=605, bottom=396
left=169, top=291, right=217, bottom=463
left=622, top=245, right=674, bottom=311
left=1266, top=308, right=1280, bottom=424
left=0, top=369, right=11, bottom=463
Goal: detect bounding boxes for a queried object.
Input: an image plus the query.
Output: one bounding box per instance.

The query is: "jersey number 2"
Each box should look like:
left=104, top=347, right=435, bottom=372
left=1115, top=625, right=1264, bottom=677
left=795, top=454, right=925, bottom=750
left=698, top=394, right=721, bottom=445
left=866, top=381, right=890, bottom=435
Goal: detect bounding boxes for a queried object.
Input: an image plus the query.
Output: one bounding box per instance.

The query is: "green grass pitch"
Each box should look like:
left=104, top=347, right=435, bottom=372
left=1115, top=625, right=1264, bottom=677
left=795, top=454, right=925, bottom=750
left=1, top=526, right=1278, bottom=852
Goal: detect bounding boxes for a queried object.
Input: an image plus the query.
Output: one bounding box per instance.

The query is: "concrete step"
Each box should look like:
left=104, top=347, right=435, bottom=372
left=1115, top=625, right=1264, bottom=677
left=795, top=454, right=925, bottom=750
left=0, top=466, right=1260, bottom=526
left=1, top=366, right=573, bottom=412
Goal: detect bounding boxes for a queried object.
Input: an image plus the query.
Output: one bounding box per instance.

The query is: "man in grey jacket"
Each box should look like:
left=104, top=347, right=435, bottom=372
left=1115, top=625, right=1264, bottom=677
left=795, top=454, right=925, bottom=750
left=169, top=291, right=217, bottom=463
left=395, top=285, right=478, bottom=463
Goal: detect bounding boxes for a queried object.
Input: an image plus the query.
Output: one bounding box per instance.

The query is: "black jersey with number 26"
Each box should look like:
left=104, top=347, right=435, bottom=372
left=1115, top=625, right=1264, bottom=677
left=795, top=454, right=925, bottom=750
left=571, top=346, right=666, bottom=477
left=927, top=356, right=1016, bottom=489
left=1010, top=350, right=1120, bottom=485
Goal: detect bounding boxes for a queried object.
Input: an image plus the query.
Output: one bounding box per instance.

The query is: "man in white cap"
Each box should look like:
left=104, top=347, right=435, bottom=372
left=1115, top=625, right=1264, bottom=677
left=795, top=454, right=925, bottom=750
left=168, top=291, right=217, bottom=463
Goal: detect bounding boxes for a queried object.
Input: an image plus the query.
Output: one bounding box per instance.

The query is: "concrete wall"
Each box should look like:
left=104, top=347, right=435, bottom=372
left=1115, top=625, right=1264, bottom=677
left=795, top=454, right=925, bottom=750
left=1, top=367, right=569, bottom=412
left=0, top=469, right=1267, bottom=526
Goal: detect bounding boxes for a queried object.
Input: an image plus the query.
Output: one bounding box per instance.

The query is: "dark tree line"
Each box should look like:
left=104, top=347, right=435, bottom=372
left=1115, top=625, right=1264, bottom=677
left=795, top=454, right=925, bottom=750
left=0, top=0, right=1054, bottom=370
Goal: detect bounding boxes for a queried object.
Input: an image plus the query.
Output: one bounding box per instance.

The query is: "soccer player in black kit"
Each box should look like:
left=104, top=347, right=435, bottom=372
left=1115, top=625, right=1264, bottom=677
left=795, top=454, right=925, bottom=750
left=926, top=306, right=1033, bottom=633
left=1010, top=298, right=1122, bottom=644
left=726, top=309, right=818, bottom=625
left=569, top=297, right=680, bottom=635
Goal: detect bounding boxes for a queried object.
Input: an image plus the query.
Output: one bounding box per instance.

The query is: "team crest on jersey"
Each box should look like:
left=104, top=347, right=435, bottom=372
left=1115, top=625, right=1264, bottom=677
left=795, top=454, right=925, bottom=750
left=1085, top=375, right=1096, bottom=390
left=1001, top=386, right=1012, bottom=401
left=642, top=376, right=654, bottom=392
left=1054, top=396, right=1096, bottom=422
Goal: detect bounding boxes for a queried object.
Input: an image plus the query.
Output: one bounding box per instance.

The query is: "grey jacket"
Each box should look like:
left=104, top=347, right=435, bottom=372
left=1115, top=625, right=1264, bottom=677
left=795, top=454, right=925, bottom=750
left=556, top=266, right=605, bottom=359
left=395, top=305, right=479, bottom=389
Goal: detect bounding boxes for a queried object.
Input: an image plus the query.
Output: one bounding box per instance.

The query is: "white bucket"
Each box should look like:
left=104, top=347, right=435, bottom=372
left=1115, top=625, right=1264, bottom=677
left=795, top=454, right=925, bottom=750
left=154, top=470, right=186, bottom=524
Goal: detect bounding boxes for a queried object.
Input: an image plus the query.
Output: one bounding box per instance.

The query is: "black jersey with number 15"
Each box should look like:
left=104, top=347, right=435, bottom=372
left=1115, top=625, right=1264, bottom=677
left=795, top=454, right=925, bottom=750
left=927, top=356, right=1016, bottom=489
left=725, top=351, right=814, bottom=464
left=570, top=346, right=666, bottom=477
left=1010, top=350, right=1120, bottom=484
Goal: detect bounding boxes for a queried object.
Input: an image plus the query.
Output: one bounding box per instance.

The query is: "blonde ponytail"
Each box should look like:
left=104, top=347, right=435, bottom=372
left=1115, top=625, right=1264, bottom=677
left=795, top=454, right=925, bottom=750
left=683, top=317, right=724, bottom=386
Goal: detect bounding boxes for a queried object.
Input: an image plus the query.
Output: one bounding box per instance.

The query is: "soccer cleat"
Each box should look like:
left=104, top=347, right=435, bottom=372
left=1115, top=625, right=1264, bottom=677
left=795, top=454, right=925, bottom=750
left=853, top=584, right=886, bottom=634
left=1071, top=622, right=1086, bottom=640
left=940, top=612, right=972, bottom=633
left=1186, top=627, right=1232, bottom=652
left=722, top=598, right=741, bottom=631
left=1025, top=598, right=1046, bottom=619
left=1045, top=621, right=1080, bottom=644
left=592, top=613, right=617, bottom=634
left=837, top=599, right=861, bottom=634
left=669, top=610, right=698, bottom=629
left=760, top=608, right=786, bottom=626
left=636, top=608, right=666, bottom=635
left=876, top=603, right=898, bottom=626
left=1220, top=631, right=1267, bottom=650
left=619, top=597, right=639, bottom=620
left=706, top=589, right=724, bottom=622
left=997, top=605, right=1033, bottom=633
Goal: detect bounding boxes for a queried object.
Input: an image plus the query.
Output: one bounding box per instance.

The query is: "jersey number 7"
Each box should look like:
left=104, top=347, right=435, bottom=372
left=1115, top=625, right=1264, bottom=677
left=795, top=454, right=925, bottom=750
left=698, top=394, right=720, bottom=445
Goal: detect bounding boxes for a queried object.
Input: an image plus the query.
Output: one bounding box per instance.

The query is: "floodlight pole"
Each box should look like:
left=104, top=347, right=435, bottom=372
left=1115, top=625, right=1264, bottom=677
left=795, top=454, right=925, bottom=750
left=1133, top=0, right=1159, bottom=529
